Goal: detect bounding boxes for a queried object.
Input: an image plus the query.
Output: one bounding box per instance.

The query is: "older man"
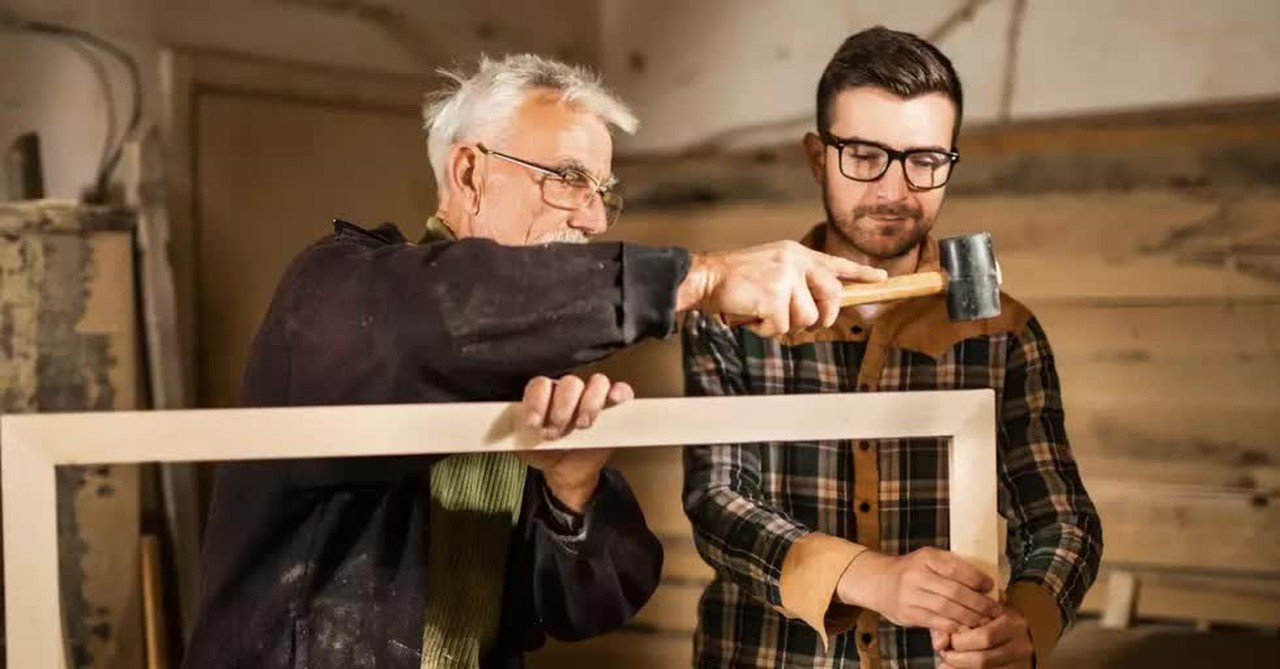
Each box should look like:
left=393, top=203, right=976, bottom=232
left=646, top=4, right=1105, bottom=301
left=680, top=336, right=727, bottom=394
left=183, top=54, right=882, bottom=669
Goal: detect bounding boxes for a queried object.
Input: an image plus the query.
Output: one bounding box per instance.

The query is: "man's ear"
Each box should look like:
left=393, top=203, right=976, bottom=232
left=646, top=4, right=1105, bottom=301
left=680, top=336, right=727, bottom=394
left=802, top=132, right=826, bottom=186
left=448, top=144, right=484, bottom=214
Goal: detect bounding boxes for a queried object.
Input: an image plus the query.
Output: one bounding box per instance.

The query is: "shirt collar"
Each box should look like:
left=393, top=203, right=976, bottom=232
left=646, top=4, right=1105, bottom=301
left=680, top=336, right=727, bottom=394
left=422, top=215, right=459, bottom=244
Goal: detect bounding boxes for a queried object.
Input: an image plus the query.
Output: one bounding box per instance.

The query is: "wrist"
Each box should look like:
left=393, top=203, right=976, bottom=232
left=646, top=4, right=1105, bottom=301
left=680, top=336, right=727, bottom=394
left=676, top=253, right=713, bottom=312
left=836, top=550, right=886, bottom=610
left=543, top=470, right=601, bottom=513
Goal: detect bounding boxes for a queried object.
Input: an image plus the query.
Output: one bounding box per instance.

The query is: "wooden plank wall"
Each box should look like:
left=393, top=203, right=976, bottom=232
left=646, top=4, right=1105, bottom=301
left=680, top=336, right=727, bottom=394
left=529, top=103, right=1280, bottom=667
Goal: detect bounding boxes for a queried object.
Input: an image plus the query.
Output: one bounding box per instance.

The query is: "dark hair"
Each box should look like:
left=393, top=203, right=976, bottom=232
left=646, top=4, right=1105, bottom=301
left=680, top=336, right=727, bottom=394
left=817, top=26, right=963, bottom=144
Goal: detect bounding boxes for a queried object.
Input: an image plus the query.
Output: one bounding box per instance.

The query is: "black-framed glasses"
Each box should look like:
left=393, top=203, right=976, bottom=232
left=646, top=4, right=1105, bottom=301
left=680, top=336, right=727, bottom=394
left=477, top=144, right=623, bottom=227
left=820, top=132, right=960, bottom=190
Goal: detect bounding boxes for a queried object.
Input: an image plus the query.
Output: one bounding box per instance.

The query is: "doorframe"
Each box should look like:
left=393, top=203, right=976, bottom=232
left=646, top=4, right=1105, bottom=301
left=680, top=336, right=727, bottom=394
left=160, top=47, right=428, bottom=404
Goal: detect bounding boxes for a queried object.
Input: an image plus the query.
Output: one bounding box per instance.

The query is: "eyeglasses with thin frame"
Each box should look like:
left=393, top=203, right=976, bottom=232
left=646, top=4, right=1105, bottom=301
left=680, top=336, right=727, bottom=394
left=820, top=132, right=960, bottom=191
left=477, top=143, right=623, bottom=227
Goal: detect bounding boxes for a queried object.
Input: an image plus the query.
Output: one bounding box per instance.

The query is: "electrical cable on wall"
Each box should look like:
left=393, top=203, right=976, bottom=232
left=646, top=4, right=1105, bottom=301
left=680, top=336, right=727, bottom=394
left=1, top=11, right=142, bottom=203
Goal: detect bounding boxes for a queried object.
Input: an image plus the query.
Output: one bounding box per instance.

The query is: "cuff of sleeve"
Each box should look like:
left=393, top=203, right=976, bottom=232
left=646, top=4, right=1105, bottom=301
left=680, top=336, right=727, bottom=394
left=620, top=244, right=692, bottom=342
left=777, top=532, right=868, bottom=650
left=1007, top=581, right=1064, bottom=668
left=539, top=481, right=588, bottom=541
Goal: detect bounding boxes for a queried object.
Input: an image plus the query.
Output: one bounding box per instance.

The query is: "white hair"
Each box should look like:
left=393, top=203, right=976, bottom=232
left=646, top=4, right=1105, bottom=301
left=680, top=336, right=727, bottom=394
left=423, top=53, right=638, bottom=196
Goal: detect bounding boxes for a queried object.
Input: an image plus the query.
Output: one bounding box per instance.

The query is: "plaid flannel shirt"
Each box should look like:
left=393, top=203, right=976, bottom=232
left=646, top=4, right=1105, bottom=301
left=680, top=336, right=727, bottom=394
left=682, top=225, right=1102, bottom=668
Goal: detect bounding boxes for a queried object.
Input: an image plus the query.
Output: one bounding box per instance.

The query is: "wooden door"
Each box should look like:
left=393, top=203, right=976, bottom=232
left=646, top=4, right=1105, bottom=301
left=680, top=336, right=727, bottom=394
left=193, top=90, right=433, bottom=408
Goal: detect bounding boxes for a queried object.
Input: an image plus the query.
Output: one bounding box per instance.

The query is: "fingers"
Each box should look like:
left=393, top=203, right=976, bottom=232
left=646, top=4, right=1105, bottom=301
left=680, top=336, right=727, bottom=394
left=789, top=281, right=820, bottom=332
left=941, top=639, right=1027, bottom=668
left=715, top=242, right=885, bottom=336
left=913, top=588, right=995, bottom=630
left=943, top=615, right=1032, bottom=669
left=816, top=252, right=888, bottom=283
left=574, top=373, right=613, bottom=429
left=523, top=375, right=633, bottom=439
left=746, top=294, right=789, bottom=338
left=920, top=575, right=1004, bottom=623
left=907, top=608, right=963, bottom=635
left=807, top=268, right=845, bottom=329
left=522, top=376, right=555, bottom=429
left=544, top=375, right=586, bottom=439
left=930, top=628, right=952, bottom=653
left=925, top=550, right=997, bottom=597
left=606, top=381, right=635, bottom=406
left=949, top=614, right=1018, bottom=652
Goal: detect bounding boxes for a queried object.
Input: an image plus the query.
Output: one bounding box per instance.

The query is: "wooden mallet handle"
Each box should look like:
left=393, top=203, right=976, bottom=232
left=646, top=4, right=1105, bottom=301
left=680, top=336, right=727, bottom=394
left=725, top=271, right=946, bottom=326
left=838, top=271, right=945, bottom=307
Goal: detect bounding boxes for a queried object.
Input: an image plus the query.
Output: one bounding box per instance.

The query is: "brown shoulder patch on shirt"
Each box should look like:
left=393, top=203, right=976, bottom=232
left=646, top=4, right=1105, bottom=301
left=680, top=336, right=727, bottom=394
left=884, top=293, right=1035, bottom=360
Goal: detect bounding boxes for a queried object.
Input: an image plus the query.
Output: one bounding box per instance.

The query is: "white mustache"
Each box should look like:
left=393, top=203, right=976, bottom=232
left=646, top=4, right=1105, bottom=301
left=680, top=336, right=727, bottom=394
left=532, top=229, right=589, bottom=244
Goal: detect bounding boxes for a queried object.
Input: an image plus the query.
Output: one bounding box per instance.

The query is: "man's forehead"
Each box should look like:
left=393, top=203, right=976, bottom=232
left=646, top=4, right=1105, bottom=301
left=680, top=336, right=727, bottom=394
left=827, top=86, right=956, bottom=147
left=510, top=96, right=614, bottom=174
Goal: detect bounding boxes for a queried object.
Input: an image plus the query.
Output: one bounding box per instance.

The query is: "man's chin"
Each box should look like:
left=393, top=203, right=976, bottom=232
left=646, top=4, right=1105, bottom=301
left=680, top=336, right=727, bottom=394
left=835, top=226, right=922, bottom=261
left=859, top=236, right=919, bottom=260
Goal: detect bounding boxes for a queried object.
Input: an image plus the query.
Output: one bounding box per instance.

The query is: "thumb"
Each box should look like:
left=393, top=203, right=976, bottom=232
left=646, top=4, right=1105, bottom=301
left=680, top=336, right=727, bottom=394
left=930, top=628, right=951, bottom=653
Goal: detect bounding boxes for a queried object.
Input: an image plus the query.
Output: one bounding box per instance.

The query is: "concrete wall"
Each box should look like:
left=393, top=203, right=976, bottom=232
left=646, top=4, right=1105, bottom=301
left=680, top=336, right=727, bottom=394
left=600, top=0, right=1280, bottom=153
left=0, top=0, right=597, bottom=200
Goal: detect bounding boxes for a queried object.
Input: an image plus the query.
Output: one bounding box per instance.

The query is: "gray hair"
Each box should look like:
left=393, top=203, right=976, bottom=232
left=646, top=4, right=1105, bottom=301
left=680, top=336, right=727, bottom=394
left=423, top=53, right=638, bottom=195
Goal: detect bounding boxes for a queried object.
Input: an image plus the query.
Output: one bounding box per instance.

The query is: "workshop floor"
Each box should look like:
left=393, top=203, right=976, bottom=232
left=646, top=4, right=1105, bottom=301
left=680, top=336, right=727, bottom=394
left=1053, top=620, right=1280, bottom=668
left=529, top=619, right=1280, bottom=667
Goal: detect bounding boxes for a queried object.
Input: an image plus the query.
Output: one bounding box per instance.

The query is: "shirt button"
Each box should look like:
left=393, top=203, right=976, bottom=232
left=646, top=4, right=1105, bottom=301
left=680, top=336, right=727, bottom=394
left=858, top=441, right=871, bottom=452
left=858, top=501, right=872, bottom=513
left=850, top=325, right=865, bottom=335
left=860, top=632, right=874, bottom=646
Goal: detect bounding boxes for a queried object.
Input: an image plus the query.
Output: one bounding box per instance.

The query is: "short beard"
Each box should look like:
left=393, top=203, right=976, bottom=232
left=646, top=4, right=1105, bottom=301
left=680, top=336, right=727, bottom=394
left=824, top=196, right=932, bottom=261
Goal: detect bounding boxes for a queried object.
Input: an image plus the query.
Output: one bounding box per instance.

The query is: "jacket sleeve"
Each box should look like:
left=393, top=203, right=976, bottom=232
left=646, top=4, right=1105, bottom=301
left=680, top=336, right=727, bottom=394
left=244, top=227, right=690, bottom=405
left=240, top=226, right=690, bottom=488
left=519, top=467, right=664, bottom=641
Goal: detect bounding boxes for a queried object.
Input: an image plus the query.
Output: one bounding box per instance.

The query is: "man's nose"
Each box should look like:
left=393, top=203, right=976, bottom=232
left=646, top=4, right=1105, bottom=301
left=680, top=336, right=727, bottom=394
left=567, top=193, right=609, bottom=236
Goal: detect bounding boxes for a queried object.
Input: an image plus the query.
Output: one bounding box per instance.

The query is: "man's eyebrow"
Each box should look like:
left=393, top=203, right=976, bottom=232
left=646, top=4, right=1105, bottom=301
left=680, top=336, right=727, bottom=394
left=556, top=158, right=615, bottom=187
left=844, top=135, right=949, bottom=153
left=555, top=158, right=591, bottom=173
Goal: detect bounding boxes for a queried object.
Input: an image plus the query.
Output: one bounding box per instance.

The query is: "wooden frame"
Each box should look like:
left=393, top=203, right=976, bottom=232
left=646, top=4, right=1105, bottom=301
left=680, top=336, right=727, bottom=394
left=3, top=389, right=996, bottom=667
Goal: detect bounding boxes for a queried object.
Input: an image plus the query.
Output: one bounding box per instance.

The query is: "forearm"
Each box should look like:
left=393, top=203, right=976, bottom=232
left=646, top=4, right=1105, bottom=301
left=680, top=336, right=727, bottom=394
left=1001, top=317, right=1104, bottom=661
left=683, top=445, right=866, bottom=644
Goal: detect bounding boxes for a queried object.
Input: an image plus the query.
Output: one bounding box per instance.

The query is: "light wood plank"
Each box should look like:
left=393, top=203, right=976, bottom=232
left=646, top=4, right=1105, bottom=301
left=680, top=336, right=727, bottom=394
left=1, top=434, right=64, bottom=668
left=0, top=392, right=993, bottom=465
left=1, top=391, right=998, bottom=668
